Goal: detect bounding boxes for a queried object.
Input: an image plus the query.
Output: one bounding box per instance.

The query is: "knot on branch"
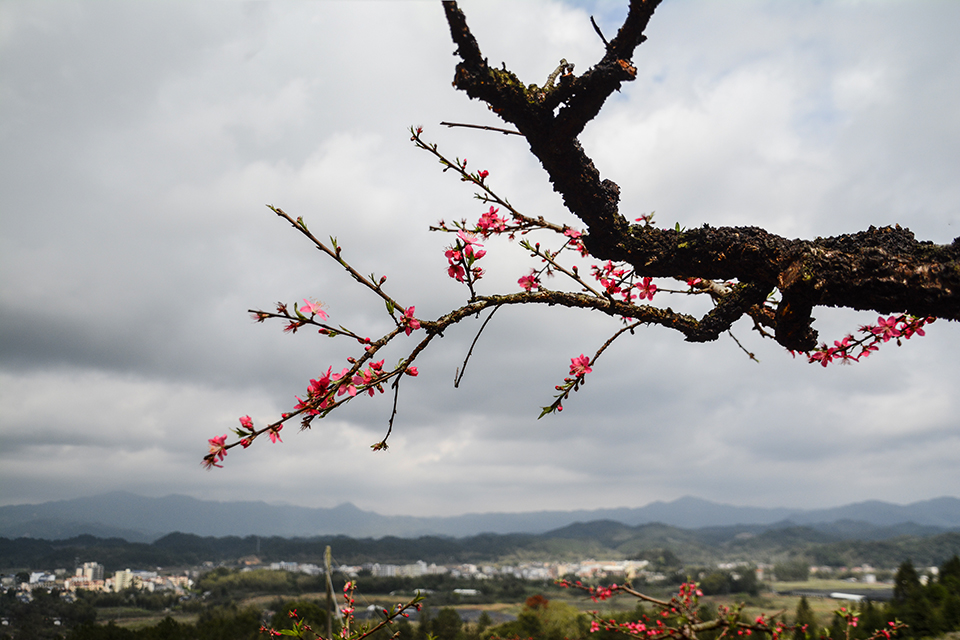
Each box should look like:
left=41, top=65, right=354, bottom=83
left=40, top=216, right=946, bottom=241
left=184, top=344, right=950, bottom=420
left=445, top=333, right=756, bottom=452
left=616, top=58, right=637, bottom=79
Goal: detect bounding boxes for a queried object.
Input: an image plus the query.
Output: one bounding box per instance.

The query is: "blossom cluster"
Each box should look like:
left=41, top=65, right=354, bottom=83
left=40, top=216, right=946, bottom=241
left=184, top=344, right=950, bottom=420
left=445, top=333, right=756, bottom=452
left=560, top=579, right=894, bottom=640
left=591, top=260, right=658, bottom=303
left=205, top=292, right=421, bottom=468
left=534, top=354, right=594, bottom=417
left=805, top=315, right=934, bottom=367
left=214, top=130, right=943, bottom=468
left=830, top=607, right=906, bottom=640
left=430, top=140, right=936, bottom=388
left=444, top=230, right=486, bottom=283
left=257, top=579, right=424, bottom=640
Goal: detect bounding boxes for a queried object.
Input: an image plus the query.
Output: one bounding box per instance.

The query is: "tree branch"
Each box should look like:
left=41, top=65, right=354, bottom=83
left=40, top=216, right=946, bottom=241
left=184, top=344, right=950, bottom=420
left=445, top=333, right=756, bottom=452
left=441, top=1, right=959, bottom=351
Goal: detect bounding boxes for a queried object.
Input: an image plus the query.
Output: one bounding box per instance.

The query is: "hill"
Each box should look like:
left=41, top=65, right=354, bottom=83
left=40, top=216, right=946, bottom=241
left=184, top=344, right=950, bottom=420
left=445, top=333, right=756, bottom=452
left=1, top=493, right=958, bottom=541
left=3, top=520, right=959, bottom=573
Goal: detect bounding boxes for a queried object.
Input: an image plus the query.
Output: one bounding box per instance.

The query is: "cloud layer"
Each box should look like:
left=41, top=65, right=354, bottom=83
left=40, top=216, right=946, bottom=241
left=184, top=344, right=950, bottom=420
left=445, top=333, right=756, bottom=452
left=1, top=0, right=958, bottom=518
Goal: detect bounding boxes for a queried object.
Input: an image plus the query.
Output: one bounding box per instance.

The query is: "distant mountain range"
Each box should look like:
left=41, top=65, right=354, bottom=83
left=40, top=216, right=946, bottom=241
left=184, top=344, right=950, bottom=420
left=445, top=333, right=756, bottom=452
left=0, top=493, right=958, bottom=543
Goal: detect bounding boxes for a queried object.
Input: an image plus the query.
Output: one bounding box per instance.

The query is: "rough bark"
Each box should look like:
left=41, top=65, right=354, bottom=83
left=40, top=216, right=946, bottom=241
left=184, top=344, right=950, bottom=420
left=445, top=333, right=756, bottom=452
left=442, top=0, right=959, bottom=351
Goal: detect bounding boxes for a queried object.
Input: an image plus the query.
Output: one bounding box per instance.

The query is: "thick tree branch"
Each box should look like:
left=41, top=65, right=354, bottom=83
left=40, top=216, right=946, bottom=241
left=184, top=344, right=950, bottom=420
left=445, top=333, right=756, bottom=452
left=442, top=1, right=959, bottom=351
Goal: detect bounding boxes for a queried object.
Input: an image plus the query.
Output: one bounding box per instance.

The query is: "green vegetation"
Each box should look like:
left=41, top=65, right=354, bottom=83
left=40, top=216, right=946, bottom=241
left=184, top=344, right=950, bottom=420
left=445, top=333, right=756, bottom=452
left=0, top=588, right=95, bottom=639
left=195, top=567, right=327, bottom=600
left=775, top=560, right=811, bottom=582
left=4, top=528, right=959, bottom=572
left=4, top=522, right=960, bottom=640
left=793, top=596, right=817, bottom=640
left=886, top=558, right=960, bottom=638
left=485, top=595, right=590, bottom=640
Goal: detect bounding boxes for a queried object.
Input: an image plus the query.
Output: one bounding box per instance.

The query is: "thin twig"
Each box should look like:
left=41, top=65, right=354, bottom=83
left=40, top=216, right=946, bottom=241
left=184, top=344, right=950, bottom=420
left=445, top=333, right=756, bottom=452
left=374, top=378, right=403, bottom=451
left=593, top=322, right=642, bottom=364
left=440, top=121, right=522, bottom=136
left=727, top=330, right=759, bottom=363
left=617, top=585, right=670, bottom=608
left=522, top=239, right=603, bottom=298
left=590, top=16, right=610, bottom=48
left=454, top=305, right=501, bottom=388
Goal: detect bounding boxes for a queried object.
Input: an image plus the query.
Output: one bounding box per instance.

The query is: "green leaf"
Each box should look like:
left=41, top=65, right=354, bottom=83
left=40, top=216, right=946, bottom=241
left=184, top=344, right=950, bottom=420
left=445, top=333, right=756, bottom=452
left=386, top=299, right=395, bottom=315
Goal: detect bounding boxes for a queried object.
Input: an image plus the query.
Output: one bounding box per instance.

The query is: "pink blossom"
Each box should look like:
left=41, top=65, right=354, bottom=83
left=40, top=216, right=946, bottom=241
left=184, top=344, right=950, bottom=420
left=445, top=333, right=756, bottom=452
left=859, top=343, right=879, bottom=359
left=447, top=263, right=466, bottom=282
left=808, top=346, right=836, bottom=367
left=476, top=207, right=506, bottom=235
left=600, top=277, right=621, bottom=295
left=832, top=335, right=858, bottom=364
left=637, top=276, right=658, bottom=301
left=477, top=170, right=489, bottom=180
left=268, top=425, right=283, bottom=443
left=208, top=435, right=228, bottom=462
left=239, top=415, right=254, bottom=431
left=901, top=316, right=931, bottom=339
left=902, top=324, right=924, bottom=339
left=300, top=299, right=329, bottom=320
left=444, top=231, right=486, bottom=284
left=401, top=306, right=421, bottom=335
left=518, top=271, right=540, bottom=291
left=357, top=366, right=380, bottom=397
left=457, top=230, right=481, bottom=246
left=871, top=315, right=902, bottom=342
left=464, top=243, right=485, bottom=260
left=405, top=366, right=419, bottom=377
left=308, top=368, right=333, bottom=398
left=569, top=354, right=592, bottom=377
left=331, top=367, right=358, bottom=397
left=564, top=228, right=583, bottom=239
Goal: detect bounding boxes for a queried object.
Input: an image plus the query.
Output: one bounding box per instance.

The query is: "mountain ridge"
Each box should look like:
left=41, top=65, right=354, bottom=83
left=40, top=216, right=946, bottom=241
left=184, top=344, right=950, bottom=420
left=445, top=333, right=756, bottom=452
left=1, top=492, right=958, bottom=542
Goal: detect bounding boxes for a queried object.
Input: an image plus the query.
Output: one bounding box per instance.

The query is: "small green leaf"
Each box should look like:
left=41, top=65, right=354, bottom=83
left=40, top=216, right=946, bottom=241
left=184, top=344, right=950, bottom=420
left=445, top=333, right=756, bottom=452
left=386, top=300, right=395, bottom=315
left=675, top=222, right=681, bottom=232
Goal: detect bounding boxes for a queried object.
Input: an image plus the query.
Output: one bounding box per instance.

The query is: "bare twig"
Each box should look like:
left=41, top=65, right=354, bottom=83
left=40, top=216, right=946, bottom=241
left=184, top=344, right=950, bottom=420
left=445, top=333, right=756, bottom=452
left=454, top=305, right=501, bottom=388
left=590, top=16, right=609, bottom=48
left=727, top=330, right=759, bottom=363
left=440, top=121, right=522, bottom=136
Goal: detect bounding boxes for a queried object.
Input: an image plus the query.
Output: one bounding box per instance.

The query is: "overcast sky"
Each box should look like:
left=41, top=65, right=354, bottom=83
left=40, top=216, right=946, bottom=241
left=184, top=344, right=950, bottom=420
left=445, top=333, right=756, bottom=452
left=1, top=0, right=958, bottom=520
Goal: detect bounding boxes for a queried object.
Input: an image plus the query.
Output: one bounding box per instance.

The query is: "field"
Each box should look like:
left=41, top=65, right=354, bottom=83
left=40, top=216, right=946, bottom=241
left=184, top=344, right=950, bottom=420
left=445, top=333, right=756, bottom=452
left=104, top=579, right=895, bottom=630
